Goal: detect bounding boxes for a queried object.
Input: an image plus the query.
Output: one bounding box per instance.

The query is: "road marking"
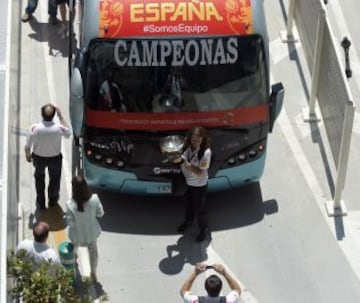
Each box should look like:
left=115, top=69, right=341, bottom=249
left=52, top=230, right=67, bottom=250
left=37, top=5, right=101, bottom=301
left=207, top=245, right=258, bottom=303
left=38, top=0, right=78, bottom=270
left=276, top=93, right=360, bottom=282
left=36, top=3, right=360, bottom=303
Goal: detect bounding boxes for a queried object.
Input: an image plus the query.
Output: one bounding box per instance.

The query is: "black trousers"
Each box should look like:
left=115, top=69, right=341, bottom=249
left=32, top=153, right=62, bottom=207
left=184, top=184, right=208, bottom=231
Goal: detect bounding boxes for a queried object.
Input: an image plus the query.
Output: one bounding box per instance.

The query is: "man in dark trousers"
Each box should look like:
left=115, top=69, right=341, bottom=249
left=180, top=263, right=241, bottom=303
left=25, top=104, right=71, bottom=210
left=21, top=0, right=58, bottom=24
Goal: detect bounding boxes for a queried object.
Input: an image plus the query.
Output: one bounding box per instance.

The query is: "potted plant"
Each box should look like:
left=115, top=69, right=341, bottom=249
left=7, top=249, right=107, bottom=303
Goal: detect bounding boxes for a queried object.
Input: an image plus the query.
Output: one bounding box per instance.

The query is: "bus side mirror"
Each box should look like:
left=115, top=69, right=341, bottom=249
left=269, top=82, right=284, bottom=133
left=70, top=67, right=84, bottom=137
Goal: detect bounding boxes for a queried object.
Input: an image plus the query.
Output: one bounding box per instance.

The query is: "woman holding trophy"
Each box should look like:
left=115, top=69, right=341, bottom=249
left=177, top=126, right=212, bottom=243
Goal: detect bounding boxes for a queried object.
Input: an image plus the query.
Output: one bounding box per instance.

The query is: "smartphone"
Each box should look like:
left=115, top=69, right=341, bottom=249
left=205, top=265, right=214, bottom=270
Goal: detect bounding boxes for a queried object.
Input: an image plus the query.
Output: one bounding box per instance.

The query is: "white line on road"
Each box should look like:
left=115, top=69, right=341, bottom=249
left=39, top=4, right=72, bottom=197
left=38, top=4, right=101, bottom=300
left=276, top=92, right=360, bottom=282
left=207, top=245, right=258, bottom=303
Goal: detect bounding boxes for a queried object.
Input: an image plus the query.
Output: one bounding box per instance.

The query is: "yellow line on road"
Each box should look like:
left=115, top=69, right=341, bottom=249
left=52, top=229, right=68, bottom=251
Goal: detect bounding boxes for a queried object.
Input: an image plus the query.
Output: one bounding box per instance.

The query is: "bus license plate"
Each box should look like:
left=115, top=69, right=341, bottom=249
left=159, top=185, right=172, bottom=194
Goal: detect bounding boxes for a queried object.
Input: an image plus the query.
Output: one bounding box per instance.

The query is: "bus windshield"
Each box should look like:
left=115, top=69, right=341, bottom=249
left=85, top=35, right=268, bottom=114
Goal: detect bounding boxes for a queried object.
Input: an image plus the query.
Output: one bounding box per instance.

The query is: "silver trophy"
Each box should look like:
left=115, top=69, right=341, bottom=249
left=159, top=135, right=185, bottom=164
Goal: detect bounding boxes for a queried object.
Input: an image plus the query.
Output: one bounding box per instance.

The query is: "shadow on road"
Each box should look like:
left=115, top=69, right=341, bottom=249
left=27, top=17, right=76, bottom=58
left=159, top=233, right=209, bottom=275
left=97, top=182, right=278, bottom=235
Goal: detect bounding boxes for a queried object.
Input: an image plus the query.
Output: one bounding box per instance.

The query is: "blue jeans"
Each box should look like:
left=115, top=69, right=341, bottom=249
left=25, top=0, right=57, bottom=17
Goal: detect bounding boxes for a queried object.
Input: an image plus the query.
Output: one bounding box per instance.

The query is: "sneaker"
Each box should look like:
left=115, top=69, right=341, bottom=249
left=48, top=16, right=59, bottom=25
left=196, top=228, right=210, bottom=242
left=177, top=221, right=193, bottom=233
left=21, top=13, right=32, bottom=23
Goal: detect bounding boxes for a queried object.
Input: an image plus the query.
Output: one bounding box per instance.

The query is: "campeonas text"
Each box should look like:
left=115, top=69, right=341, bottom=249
left=114, top=38, right=239, bottom=67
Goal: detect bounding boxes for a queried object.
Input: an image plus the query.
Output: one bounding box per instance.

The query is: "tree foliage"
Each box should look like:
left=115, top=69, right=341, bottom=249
left=7, top=249, right=105, bottom=303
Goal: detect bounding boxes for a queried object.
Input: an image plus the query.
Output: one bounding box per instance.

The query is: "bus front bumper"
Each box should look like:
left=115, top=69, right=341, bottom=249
left=83, top=153, right=266, bottom=195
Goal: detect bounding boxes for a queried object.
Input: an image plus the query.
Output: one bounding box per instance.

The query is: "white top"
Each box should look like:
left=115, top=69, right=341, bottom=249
left=65, top=194, right=105, bottom=245
left=16, top=239, right=61, bottom=269
left=181, top=147, right=211, bottom=187
left=25, top=120, right=71, bottom=157
left=99, top=80, right=125, bottom=111
left=183, top=291, right=240, bottom=303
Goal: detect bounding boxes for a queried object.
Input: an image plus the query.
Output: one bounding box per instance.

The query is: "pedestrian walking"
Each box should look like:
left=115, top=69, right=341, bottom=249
left=65, top=175, right=104, bottom=282
left=25, top=104, right=71, bottom=210
left=177, top=126, right=212, bottom=242
left=21, top=0, right=59, bottom=24
left=180, top=263, right=241, bottom=303
left=16, top=221, right=61, bottom=269
left=57, top=0, right=77, bottom=38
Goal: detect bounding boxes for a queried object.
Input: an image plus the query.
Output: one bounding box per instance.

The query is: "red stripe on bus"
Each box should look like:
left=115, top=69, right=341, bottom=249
left=85, top=104, right=268, bottom=131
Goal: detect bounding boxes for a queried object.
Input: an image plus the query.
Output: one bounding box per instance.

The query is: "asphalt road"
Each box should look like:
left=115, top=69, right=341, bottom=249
left=17, top=0, right=360, bottom=302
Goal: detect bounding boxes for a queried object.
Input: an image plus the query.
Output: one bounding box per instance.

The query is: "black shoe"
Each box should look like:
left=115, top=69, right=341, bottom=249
left=196, top=228, right=210, bottom=242
left=177, top=221, right=192, bottom=233
left=49, top=202, right=58, bottom=208
left=36, top=203, right=46, bottom=211
left=21, top=13, right=32, bottom=22
left=48, top=16, right=59, bottom=25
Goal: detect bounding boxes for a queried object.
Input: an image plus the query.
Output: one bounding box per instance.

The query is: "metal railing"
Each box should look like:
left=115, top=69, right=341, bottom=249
left=281, top=0, right=355, bottom=216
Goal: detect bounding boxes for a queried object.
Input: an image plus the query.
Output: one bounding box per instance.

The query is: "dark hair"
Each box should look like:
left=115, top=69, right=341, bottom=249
left=183, top=126, right=211, bottom=160
left=33, top=222, right=49, bottom=242
left=205, top=274, right=223, bottom=297
left=72, top=175, right=92, bottom=212
left=41, top=104, right=56, bottom=121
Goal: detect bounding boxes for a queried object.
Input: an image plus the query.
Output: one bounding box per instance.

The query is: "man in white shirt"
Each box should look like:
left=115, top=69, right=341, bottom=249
left=16, top=221, right=61, bottom=269
left=99, top=71, right=127, bottom=112
left=180, top=263, right=241, bottom=303
left=25, top=104, right=71, bottom=209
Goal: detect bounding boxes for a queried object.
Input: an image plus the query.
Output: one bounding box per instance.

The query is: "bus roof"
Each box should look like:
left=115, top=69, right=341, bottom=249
left=82, top=0, right=268, bottom=46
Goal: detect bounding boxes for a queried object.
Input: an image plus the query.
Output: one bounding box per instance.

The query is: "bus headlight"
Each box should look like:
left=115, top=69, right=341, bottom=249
left=248, top=150, right=257, bottom=157
left=116, top=160, right=125, bottom=168
left=105, top=157, right=114, bottom=165
left=228, top=157, right=236, bottom=165
left=95, top=154, right=102, bottom=161
left=224, top=142, right=266, bottom=168
left=238, top=153, right=247, bottom=161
